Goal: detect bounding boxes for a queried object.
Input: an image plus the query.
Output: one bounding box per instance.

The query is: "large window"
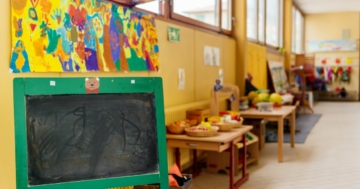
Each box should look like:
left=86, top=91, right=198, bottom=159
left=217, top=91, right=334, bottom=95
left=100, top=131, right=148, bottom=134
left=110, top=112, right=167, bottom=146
left=222, top=0, right=232, bottom=31
left=247, top=0, right=283, bottom=47
left=135, top=1, right=164, bottom=15
left=247, top=0, right=257, bottom=39
left=173, top=0, right=219, bottom=27
left=258, top=0, right=265, bottom=43
left=134, top=0, right=233, bottom=35
left=292, top=6, right=304, bottom=54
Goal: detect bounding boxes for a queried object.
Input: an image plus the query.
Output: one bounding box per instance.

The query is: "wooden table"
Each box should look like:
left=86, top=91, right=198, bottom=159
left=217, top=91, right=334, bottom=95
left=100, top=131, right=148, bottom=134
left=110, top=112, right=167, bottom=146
left=167, top=126, right=253, bottom=189
left=240, top=106, right=296, bottom=162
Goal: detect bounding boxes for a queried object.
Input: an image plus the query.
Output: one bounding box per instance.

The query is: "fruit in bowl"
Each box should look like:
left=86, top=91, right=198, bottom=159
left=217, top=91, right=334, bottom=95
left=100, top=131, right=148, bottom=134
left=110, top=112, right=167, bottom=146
left=185, top=122, right=219, bottom=137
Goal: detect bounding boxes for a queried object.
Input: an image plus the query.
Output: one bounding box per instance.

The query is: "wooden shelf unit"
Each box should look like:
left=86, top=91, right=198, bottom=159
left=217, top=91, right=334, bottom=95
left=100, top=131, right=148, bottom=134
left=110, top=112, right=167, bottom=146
left=206, top=132, right=259, bottom=176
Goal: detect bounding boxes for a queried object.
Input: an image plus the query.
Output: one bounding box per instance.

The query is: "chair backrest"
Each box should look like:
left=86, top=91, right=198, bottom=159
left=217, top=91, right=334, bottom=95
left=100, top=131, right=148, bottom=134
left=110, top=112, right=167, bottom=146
left=210, top=84, right=240, bottom=116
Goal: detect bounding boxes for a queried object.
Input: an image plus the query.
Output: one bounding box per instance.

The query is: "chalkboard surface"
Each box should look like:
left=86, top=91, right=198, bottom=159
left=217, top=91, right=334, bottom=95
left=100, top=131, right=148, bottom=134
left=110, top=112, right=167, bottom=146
left=26, top=94, right=159, bottom=186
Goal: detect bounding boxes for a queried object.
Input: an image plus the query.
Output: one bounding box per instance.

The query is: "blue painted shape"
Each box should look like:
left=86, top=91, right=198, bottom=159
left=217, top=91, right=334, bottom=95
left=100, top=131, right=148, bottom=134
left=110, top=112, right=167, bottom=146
left=109, top=15, right=120, bottom=63
left=154, top=45, right=159, bottom=53
left=59, top=56, right=74, bottom=72
left=10, top=40, right=30, bottom=73
left=85, top=48, right=99, bottom=71
left=57, top=28, right=73, bottom=54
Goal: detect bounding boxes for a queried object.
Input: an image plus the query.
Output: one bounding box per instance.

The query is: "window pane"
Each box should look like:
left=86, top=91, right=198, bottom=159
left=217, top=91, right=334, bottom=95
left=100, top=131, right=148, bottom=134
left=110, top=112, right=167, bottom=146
left=222, top=0, right=232, bottom=30
left=258, top=0, right=265, bottom=42
left=266, top=0, right=279, bottom=46
left=136, top=1, right=163, bottom=15
left=279, top=0, right=283, bottom=47
left=292, top=6, right=296, bottom=53
left=173, top=0, right=219, bottom=26
left=295, top=10, right=304, bottom=53
left=247, top=0, right=257, bottom=39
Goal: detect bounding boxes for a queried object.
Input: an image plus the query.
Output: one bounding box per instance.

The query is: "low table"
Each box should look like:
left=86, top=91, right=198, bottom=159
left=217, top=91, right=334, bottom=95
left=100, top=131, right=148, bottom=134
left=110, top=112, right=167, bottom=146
left=240, top=106, right=296, bottom=162
left=166, top=126, right=253, bottom=189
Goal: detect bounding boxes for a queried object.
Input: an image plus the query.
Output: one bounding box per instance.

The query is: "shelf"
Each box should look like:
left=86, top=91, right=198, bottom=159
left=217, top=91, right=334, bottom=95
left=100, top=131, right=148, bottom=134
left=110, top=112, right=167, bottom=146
left=238, top=158, right=257, bottom=168
left=236, top=132, right=259, bottom=148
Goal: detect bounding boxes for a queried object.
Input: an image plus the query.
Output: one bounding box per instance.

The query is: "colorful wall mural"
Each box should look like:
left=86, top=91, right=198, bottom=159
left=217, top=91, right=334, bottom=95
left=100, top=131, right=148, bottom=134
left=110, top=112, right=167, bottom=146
left=10, top=0, right=160, bottom=73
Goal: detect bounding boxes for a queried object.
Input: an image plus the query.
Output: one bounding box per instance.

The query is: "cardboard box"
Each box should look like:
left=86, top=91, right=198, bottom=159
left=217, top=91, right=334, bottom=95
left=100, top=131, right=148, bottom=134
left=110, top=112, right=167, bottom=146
left=186, top=109, right=210, bottom=123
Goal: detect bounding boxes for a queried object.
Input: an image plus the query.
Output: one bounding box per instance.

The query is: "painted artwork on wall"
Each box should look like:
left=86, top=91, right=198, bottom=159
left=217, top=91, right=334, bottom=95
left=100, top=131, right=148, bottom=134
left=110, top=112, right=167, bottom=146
left=308, top=40, right=357, bottom=52
left=10, top=0, right=160, bottom=73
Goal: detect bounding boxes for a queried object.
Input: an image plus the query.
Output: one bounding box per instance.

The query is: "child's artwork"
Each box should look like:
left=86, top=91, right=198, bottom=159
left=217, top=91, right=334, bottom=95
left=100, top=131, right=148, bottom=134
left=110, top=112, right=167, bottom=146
left=268, top=61, right=289, bottom=93
left=10, top=0, right=160, bottom=73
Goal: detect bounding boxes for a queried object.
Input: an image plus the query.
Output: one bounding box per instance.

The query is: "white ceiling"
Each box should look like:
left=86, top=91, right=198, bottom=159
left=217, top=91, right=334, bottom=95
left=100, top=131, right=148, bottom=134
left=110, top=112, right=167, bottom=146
left=294, top=0, right=360, bottom=14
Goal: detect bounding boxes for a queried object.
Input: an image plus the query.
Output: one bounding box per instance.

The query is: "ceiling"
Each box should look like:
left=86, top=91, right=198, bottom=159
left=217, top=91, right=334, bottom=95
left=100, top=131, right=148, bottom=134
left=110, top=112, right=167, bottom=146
left=294, top=0, right=360, bottom=14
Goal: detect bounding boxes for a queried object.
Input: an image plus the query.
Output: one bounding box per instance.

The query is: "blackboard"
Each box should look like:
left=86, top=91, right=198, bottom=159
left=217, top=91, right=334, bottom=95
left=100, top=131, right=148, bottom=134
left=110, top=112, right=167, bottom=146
left=26, top=94, right=159, bottom=186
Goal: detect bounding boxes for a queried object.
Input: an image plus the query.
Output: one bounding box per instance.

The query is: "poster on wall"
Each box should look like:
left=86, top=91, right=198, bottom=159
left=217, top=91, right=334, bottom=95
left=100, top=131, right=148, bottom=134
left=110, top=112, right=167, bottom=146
left=308, top=40, right=357, bottom=52
left=178, top=68, right=185, bottom=90
left=204, top=46, right=220, bottom=66
left=10, top=0, right=160, bottom=73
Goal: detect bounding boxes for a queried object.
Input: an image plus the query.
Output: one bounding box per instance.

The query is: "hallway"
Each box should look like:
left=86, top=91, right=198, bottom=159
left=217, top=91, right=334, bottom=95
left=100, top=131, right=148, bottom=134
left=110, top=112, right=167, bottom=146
left=193, top=102, right=360, bottom=189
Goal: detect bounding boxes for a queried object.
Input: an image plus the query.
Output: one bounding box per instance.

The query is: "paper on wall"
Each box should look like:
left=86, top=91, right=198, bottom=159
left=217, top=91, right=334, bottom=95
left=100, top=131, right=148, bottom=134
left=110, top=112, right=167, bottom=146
left=219, top=68, right=224, bottom=83
left=204, top=46, right=220, bottom=66
left=178, top=68, right=185, bottom=90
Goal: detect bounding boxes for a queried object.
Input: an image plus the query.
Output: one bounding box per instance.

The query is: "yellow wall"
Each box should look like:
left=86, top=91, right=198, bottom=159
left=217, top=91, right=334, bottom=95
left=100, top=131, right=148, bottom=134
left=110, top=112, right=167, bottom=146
left=305, top=12, right=360, bottom=97
left=0, top=1, right=236, bottom=188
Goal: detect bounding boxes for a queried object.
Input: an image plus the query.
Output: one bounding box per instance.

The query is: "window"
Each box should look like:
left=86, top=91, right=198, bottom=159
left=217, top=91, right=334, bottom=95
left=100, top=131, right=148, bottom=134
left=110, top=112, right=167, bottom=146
left=135, top=1, right=164, bottom=15
left=222, top=0, right=232, bottom=31
left=247, top=0, right=283, bottom=47
left=247, top=0, right=257, bottom=39
left=134, top=0, right=233, bottom=35
left=292, top=6, right=304, bottom=54
left=172, top=0, right=219, bottom=28
left=258, top=0, right=265, bottom=43
left=171, top=0, right=233, bottom=33
left=266, top=0, right=280, bottom=47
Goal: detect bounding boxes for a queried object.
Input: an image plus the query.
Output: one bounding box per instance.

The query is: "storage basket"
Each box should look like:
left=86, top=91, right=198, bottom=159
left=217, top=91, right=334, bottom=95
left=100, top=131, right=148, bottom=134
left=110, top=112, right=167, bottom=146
left=185, top=126, right=219, bottom=137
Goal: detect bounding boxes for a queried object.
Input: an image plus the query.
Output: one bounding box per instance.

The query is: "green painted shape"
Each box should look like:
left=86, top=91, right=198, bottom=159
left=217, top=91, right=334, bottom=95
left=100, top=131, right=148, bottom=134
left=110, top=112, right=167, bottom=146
left=14, top=77, right=169, bottom=189
left=127, top=49, right=148, bottom=71
left=115, top=59, right=121, bottom=71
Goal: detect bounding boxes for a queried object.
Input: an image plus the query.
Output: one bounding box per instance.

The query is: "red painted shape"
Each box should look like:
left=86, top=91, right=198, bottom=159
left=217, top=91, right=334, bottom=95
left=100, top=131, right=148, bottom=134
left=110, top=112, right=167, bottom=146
left=30, top=24, right=37, bottom=32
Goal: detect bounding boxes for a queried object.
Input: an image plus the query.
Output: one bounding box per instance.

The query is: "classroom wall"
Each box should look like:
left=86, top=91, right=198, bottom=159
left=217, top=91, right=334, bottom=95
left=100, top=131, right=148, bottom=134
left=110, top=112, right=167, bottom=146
left=0, top=1, right=236, bottom=188
left=305, top=12, right=360, bottom=98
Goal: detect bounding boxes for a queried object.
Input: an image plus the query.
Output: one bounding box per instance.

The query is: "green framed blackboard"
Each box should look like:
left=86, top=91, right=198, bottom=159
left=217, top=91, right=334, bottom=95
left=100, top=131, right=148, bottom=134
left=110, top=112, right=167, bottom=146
left=13, top=77, right=169, bottom=189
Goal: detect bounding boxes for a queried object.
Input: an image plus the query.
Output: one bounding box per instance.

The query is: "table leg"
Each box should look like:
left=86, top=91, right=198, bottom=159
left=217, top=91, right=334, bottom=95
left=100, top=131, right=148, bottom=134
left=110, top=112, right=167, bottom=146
left=229, top=141, right=234, bottom=189
left=232, top=135, right=249, bottom=189
left=192, top=149, right=202, bottom=177
left=278, top=118, right=284, bottom=162
left=290, top=110, right=296, bottom=148
left=175, top=148, right=181, bottom=170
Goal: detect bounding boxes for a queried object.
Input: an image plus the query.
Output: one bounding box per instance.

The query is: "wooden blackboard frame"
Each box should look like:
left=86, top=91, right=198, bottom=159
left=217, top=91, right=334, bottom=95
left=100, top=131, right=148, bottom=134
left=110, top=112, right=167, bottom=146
left=13, top=77, right=169, bottom=189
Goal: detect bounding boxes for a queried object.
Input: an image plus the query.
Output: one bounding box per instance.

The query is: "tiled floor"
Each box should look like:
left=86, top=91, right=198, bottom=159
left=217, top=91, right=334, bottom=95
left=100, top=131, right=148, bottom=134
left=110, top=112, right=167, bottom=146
left=193, top=102, right=360, bottom=189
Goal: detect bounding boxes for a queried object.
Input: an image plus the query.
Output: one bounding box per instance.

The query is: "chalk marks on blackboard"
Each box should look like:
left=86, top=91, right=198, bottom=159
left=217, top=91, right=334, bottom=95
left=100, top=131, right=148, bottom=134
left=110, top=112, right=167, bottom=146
left=26, top=94, right=158, bottom=185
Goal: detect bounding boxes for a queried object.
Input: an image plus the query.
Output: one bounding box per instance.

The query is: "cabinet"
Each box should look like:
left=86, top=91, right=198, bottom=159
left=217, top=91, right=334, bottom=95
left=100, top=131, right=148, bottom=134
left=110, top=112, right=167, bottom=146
left=206, top=132, right=259, bottom=176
